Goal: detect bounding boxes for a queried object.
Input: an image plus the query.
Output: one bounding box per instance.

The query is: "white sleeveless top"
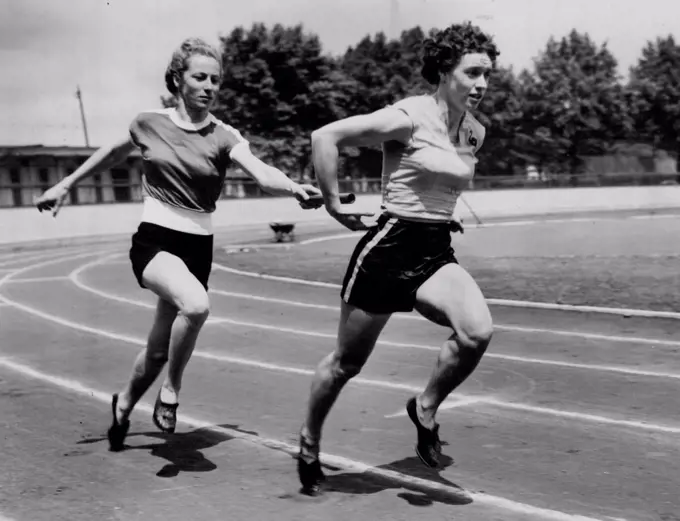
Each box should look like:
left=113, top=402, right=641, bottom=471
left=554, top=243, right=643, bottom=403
left=380, top=95, right=486, bottom=222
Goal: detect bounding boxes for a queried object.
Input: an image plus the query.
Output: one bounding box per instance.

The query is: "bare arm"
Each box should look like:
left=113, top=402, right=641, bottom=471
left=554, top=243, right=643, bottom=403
left=229, top=144, right=298, bottom=196
left=35, top=136, right=136, bottom=216
left=67, top=137, right=136, bottom=187
left=313, top=107, right=473, bottom=209
left=304, top=108, right=413, bottom=229
left=311, top=108, right=413, bottom=210
left=229, top=144, right=321, bottom=204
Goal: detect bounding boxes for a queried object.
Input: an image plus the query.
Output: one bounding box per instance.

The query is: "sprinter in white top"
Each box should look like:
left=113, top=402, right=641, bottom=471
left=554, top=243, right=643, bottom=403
left=296, top=22, right=499, bottom=495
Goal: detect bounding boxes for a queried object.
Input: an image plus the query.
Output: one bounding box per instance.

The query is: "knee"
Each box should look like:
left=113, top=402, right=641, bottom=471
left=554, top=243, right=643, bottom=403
left=458, top=322, right=493, bottom=352
left=453, top=311, right=493, bottom=353
left=178, top=294, right=210, bottom=326
left=327, top=356, right=363, bottom=384
left=147, top=349, right=169, bottom=366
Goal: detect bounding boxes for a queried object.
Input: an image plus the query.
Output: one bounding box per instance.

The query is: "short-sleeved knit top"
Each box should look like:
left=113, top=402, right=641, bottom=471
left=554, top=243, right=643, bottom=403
left=129, top=108, right=248, bottom=214
left=380, top=95, right=486, bottom=222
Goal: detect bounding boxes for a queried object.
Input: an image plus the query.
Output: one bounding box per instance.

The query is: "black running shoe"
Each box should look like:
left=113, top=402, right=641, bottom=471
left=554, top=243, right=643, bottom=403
left=107, top=394, right=130, bottom=452
left=406, top=396, right=442, bottom=468
left=297, top=434, right=325, bottom=496
left=152, top=391, right=178, bottom=434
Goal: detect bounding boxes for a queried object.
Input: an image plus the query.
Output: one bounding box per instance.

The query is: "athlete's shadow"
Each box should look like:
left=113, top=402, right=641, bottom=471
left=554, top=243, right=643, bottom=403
left=78, top=423, right=258, bottom=478
left=320, top=453, right=472, bottom=507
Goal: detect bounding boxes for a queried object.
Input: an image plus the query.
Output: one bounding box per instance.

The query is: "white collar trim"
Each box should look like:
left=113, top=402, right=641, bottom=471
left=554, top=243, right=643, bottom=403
left=157, top=108, right=215, bottom=131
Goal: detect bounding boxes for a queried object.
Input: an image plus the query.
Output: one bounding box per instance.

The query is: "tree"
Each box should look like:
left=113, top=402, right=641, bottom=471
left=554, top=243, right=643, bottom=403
left=339, top=27, right=433, bottom=178
left=628, top=35, right=680, bottom=157
left=341, top=27, right=429, bottom=116
left=213, top=23, right=356, bottom=176
left=521, top=30, right=631, bottom=174
left=474, top=65, right=527, bottom=177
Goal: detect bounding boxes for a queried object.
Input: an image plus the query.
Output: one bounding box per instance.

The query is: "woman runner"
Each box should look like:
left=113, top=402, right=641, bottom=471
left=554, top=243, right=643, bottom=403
left=296, top=22, right=499, bottom=494
left=35, top=37, right=322, bottom=452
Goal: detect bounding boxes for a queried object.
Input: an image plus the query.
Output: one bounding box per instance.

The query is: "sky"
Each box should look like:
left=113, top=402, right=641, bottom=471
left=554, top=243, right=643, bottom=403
left=0, top=0, right=678, bottom=147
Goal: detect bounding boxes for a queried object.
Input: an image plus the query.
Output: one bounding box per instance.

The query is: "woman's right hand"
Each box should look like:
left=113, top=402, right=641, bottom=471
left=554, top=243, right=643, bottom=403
left=35, top=182, right=71, bottom=217
left=326, top=202, right=375, bottom=231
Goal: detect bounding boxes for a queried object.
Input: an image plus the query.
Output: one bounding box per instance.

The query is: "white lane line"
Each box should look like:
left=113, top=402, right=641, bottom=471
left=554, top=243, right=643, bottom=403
left=69, top=257, right=225, bottom=325
left=209, top=288, right=680, bottom=348
left=0, top=355, right=607, bottom=520
left=486, top=299, right=680, bottom=320
left=223, top=243, right=294, bottom=252
left=0, top=252, right=113, bottom=289
left=4, top=276, right=69, bottom=284
left=470, top=354, right=680, bottom=381
left=0, top=247, right=85, bottom=263
left=0, top=246, right=96, bottom=268
left=7, top=270, right=680, bottom=437
left=212, top=262, right=341, bottom=289
left=211, top=262, right=680, bottom=320
left=0, top=252, right=59, bottom=268
left=197, top=350, right=467, bottom=397
left=491, top=323, right=680, bottom=348
left=0, top=251, right=116, bottom=297
left=299, top=233, right=357, bottom=245
left=69, top=262, right=680, bottom=382
left=0, top=250, right=43, bottom=262
left=296, top=213, right=680, bottom=245
left=6, top=276, right=468, bottom=398
left=210, top=288, right=329, bottom=309
left=211, top=317, right=680, bottom=383
left=482, top=399, right=680, bottom=434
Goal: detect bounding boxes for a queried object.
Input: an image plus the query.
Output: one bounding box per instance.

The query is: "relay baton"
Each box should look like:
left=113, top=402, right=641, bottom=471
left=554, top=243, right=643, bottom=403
left=306, top=192, right=356, bottom=205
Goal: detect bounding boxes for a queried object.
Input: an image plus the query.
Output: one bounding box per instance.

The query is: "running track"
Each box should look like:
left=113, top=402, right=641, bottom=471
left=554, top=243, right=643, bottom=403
left=0, top=217, right=678, bottom=521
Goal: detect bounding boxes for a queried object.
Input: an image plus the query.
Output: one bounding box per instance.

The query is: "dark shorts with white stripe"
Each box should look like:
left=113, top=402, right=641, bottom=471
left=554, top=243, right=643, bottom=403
left=340, top=213, right=458, bottom=314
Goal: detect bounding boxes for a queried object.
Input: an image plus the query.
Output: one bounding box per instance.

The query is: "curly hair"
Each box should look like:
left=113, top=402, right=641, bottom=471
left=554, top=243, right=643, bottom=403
left=164, top=38, right=222, bottom=95
left=421, top=22, right=500, bottom=85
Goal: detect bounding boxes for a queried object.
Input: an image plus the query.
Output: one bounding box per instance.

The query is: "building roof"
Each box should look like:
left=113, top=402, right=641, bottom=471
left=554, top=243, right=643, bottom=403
left=0, top=144, right=249, bottom=179
left=0, top=145, right=141, bottom=158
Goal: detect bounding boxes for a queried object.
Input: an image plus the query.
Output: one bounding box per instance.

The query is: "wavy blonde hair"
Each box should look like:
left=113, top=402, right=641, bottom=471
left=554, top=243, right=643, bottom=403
left=164, top=37, right=222, bottom=95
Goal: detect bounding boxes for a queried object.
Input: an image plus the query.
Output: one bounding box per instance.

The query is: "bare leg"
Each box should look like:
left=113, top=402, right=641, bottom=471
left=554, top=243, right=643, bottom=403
left=141, top=252, right=210, bottom=409
left=301, top=302, right=391, bottom=443
left=298, top=301, right=390, bottom=493
left=416, top=332, right=488, bottom=427
left=409, top=263, right=493, bottom=466
left=162, top=303, right=208, bottom=403
left=116, top=298, right=178, bottom=421
left=108, top=251, right=210, bottom=449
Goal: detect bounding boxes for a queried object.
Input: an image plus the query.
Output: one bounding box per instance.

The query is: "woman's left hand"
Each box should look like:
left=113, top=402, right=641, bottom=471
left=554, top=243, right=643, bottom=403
left=293, top=184, right=324, bottom=209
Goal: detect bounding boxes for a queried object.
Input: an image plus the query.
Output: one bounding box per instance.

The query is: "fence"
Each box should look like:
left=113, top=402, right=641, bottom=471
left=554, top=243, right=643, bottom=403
left=1, top=171, right=678, bottom=208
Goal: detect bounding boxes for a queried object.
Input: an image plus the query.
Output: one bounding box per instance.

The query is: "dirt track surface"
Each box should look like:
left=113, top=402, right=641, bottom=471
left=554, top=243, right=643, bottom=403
left=1, top=212, right=679, bottom=521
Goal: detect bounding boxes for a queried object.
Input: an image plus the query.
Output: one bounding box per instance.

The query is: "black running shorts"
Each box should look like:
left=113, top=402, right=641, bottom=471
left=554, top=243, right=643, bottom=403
left=340, top=213, right=458, bottom=314
left=129, top=222, right=214, bottom=291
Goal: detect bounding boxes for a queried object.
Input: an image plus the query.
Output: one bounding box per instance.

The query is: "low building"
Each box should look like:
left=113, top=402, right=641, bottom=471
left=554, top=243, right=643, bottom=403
left=0, top=145, right=146, bottom=208
left=0, top=145, right=251, bottom=208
